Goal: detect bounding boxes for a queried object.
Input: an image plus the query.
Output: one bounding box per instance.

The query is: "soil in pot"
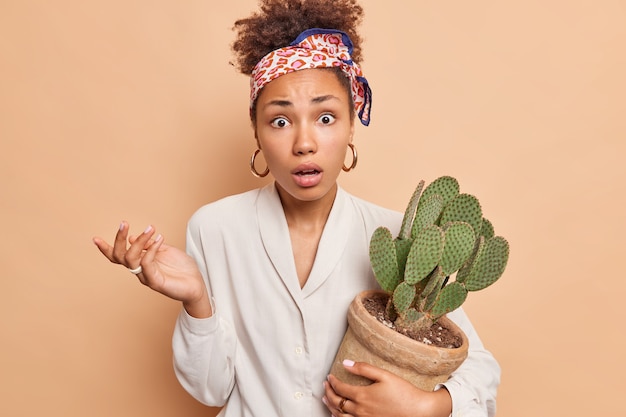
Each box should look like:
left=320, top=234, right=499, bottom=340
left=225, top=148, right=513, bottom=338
left=362, top=292, right=462, bottom=348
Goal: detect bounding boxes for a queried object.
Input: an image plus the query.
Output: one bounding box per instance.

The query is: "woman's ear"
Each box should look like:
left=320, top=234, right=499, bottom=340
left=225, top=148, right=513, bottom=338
left=254, top=130, right=261, bottom=149
left=349, top=120, right=355, bottom=143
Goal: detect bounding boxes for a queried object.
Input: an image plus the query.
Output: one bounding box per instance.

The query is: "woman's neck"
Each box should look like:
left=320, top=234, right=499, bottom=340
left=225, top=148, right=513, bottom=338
left=275, top=182, right=338, bottom=232
left=275, top=182, right=338, bottom=287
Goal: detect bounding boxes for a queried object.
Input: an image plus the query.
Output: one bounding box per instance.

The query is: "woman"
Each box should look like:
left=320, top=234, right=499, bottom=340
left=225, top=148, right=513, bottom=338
left=93, top=1, right=500, bottom=416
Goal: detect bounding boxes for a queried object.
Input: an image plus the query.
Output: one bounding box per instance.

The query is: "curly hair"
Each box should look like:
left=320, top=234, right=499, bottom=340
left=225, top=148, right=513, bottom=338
left=231, top=0, right=364, bottom=75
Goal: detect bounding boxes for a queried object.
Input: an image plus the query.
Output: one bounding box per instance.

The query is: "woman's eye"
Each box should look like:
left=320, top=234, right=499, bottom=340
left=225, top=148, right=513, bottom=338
left=270, top=117, right=290, bottom=128
left=319, top=114, right=336, bottom=125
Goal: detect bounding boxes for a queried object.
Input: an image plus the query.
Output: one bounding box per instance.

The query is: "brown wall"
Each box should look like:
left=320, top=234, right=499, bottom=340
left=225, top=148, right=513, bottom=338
left=1, top=1, right=624, bottom=416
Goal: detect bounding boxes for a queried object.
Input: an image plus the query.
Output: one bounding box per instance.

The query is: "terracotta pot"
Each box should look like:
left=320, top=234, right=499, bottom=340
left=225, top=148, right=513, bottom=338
left=330, top=290, right=469, bottom=391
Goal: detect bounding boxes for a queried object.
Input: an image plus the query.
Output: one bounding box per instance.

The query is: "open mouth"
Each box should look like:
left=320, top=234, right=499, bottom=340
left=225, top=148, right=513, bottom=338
left=296, top=169, right=320, bottom=176
left=292, top=165, right=323, bottom=187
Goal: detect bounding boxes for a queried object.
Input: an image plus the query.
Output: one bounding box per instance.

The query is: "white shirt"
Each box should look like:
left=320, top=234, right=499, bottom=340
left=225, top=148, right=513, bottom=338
left=172, top=184, right=500, bottom=417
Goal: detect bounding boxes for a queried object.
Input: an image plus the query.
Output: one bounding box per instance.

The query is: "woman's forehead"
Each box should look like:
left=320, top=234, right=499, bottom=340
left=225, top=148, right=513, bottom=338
left=257, top=69, right=348, bottom=103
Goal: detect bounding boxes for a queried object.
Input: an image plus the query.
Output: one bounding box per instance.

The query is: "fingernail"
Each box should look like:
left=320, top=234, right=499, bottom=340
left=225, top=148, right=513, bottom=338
left=144, top=225, right=153, bottom=233
left=155, top=234, right=162, bottom=242
left=119, top=222, right=125, bottom=231
left=343, top=359, right=355, bottom=367
left=322, top=396, right=328, bottom=405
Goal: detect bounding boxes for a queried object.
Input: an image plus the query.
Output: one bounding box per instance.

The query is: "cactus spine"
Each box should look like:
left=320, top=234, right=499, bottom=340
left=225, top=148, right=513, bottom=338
left=369, top=176, right=510, bottom=333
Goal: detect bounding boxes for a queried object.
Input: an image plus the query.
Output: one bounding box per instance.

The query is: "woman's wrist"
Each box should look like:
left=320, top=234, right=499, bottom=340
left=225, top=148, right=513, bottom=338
left=423, top=386, right=453, bottom=417
left=182, top=289, right=213, bottom=319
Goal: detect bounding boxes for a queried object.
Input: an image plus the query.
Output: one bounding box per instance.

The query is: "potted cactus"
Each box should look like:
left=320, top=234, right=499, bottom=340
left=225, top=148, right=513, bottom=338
left=330, top=176, right=509, bottom=390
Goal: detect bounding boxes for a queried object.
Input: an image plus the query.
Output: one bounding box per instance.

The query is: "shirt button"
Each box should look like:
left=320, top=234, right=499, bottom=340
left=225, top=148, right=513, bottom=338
left=294, top=391, right=304, bottom=400
left=295, top=346, right=304, bottom=355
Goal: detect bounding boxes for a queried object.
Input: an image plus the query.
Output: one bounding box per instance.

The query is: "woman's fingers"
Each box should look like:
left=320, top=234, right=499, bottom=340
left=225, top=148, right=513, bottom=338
left=93, top=222, right=158, bottom=269
left=92, top=237, right=114, bottom=261
left=128, top=234, right=158, bottom=250
left=141, top=233, right=163, bottom=263
left=138, top=233, right=164, bottom=284
left=323, top=382, right=351, bottom=416
left=111, top=221, right=131, bottom=263
left=93, top=222, right=131, bottom=263
left=124, top=225, right=156, bottom=268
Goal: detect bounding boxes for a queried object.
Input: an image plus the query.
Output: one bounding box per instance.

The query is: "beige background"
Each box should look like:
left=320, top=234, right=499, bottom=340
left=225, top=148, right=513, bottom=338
left=1, top=0, right=624, bottom=416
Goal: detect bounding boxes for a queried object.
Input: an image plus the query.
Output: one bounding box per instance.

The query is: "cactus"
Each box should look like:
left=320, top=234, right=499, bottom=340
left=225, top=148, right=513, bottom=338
left=369, top=176, right=510, bottom=334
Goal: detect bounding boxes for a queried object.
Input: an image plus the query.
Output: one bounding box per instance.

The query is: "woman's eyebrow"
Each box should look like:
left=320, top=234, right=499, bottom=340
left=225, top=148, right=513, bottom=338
left=264, top=99, right=293, bottom=108
left=311, top=94, right=339, bottom=104
left=263, top=95, right=339, bottom=109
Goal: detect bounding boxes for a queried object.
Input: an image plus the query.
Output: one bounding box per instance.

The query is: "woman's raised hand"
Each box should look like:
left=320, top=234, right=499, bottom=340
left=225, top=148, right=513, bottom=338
left=93, top=222, right=212, bottom=318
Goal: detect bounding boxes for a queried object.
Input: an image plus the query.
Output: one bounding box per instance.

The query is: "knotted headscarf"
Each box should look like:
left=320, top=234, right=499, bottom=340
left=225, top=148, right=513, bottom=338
left=250, top=28, right=372, bottom=126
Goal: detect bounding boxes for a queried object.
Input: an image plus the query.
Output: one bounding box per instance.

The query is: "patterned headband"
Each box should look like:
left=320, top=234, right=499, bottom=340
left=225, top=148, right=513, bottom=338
left=250, top=28, right=372, bottom=126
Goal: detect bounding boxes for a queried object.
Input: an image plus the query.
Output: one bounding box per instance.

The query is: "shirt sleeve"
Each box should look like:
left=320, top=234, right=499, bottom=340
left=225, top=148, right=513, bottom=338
left=436, top=308, right=501, bottom=417
left=170, top=221, right=238, bottom=407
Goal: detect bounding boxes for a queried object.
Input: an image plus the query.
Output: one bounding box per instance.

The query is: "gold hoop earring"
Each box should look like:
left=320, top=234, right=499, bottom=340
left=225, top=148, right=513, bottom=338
left=342, top=143, right=358, bottom=172
left=250, top=149, right=269, bottom=178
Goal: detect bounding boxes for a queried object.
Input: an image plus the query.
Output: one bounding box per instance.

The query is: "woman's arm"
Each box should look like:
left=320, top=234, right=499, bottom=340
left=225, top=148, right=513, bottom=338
left=94, top=221, right=236, bottom=406
left=439, top=308, right=500, bottom=416
left=170, top=221, right=238, bottom=406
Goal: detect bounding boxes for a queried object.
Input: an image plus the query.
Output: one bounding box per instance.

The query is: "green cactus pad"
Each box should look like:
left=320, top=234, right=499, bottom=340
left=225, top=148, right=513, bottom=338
left=397, top=308, right=430, bottom=332
left=399, top=180, right=425, bottom=240
left=404, top=225, right=444, bottom=285
left=423, top=282, right=441, bottom=312
left=420, top=176, right=460, bottom=208
left=395, top=238, right=413, bottom=278
left=480, top=217, right=495, bottom=239
left=431, top=281, right=468, bottom=319
left=440, top=193, right=483, bottom=237
left=411, top=194, right=445, bottom=238
left=420, top=266, right=444, bottom=301
left=441, top=221, right=476, bottom=276
left=465, top=236, right=510, bottom=291
left=418, top=266, right=445, bottom=311
left=402, top=308, right=425, bottom=323
left=456, top=235, right=484, bottom=283
left=369, top=227, right=400, bottom=292
left=393, top=281, right=416, bottom=313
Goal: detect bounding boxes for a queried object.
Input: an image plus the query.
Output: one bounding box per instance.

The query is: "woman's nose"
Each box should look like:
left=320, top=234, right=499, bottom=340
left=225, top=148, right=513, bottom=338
left=293, top=125, right=317, bottom=155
